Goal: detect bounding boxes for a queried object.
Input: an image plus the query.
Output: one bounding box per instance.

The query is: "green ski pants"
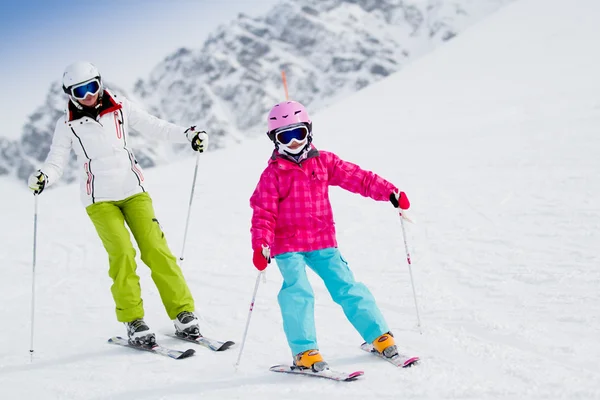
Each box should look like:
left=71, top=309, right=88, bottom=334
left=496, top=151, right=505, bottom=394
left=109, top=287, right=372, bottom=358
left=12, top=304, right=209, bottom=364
left=86, top=192, right=195, bottom=322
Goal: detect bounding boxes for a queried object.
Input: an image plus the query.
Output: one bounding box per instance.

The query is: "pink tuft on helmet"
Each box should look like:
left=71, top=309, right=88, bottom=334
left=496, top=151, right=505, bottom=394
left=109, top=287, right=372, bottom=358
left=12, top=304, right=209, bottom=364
left=267, top=101, right=311, bottom=133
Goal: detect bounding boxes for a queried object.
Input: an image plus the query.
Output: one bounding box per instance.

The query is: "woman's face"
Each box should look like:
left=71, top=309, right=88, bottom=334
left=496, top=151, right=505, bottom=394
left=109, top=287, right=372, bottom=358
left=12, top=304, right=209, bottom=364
left=78, top=92, right=99, bottom=107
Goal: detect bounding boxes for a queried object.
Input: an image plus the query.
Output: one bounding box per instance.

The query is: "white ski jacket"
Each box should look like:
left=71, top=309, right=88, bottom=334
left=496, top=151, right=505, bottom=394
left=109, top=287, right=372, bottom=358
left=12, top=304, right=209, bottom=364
left=40, top=89, right=189, bottom=206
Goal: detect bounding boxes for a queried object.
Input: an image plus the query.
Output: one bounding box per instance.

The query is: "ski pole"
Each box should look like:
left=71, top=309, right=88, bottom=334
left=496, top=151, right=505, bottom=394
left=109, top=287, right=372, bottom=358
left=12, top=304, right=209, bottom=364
left=30, top=194, right=39, bottom=362
left=399, top=210, right=422, bottom=334
left=179, top=152, right=201, bottom=266
left=235, top=271, right=263, bottom=369
left=281, top=70, right=289, bottom=100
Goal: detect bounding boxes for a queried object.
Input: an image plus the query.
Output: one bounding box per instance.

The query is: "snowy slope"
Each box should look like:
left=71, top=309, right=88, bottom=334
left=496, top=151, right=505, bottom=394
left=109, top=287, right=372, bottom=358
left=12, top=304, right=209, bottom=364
left=1, top=0, right=599, bottom=398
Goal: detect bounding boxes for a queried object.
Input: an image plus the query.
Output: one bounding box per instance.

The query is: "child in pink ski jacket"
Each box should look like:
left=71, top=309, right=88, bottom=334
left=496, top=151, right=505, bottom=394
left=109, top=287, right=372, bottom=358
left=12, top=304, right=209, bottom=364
left=250, top=100, right=410, bottom=371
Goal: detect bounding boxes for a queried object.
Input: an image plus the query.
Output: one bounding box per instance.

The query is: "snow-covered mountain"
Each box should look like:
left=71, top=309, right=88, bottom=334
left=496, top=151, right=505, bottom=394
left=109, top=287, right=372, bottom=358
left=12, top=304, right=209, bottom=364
left=1, top=0, right=513, bottom=184
left=136, top=0, right=513, bottom=141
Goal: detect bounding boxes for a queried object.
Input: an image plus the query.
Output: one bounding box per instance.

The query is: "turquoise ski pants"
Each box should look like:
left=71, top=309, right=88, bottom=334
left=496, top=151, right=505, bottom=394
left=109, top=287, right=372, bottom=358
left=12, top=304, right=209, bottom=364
left=275, top=247, right=389, bottom=356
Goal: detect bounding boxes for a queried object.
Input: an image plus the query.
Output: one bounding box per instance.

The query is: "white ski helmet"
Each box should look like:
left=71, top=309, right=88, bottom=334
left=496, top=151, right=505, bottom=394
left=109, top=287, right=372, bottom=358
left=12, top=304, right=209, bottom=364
left=62, top=61, right=103, bottom=102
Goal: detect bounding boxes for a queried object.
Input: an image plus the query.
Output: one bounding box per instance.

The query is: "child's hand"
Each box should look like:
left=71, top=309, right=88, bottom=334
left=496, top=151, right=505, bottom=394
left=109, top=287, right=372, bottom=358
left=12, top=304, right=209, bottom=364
left=390, top=191, right=413, bottom=222
left=253, top=245, right=271, bottom=271
left=390, top=191, right=410, bottom=209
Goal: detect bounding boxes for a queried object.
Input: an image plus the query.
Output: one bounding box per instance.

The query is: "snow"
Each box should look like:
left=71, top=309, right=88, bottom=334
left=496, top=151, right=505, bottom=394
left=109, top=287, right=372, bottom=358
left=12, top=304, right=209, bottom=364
left=1, top=0, right=599, bottom=398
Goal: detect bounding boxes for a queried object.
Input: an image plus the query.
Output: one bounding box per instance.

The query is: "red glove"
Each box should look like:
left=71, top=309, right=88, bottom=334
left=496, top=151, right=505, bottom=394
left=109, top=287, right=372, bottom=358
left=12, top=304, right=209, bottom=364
left=252, top=245, right=271, bottom=271
left=390, top=191, right=410, bottom=209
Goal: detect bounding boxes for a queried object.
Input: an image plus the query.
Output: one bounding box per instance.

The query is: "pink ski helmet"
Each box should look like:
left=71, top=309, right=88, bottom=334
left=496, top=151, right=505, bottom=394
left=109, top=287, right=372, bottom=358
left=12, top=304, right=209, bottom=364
left=267, top=100, right=312, bottom=140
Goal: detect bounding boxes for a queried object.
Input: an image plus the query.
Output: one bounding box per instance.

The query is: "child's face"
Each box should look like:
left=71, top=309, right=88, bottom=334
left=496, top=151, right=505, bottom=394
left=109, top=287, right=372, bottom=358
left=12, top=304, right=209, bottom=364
left=286, top=140, right=305, bottom=151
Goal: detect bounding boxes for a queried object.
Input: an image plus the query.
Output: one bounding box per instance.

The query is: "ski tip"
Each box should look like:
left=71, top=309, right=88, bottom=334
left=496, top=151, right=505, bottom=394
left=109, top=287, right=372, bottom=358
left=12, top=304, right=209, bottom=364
left=359, top=342, right=371, bottom=350
left=217, top=341, right=236, bottom=351
left=177, top=348, right=196, bottom=359
left=403, top=357, right=420, bottom=367
left=269, top=364, right=289, bottom=371
left=347, top=371, right=365, bottom=380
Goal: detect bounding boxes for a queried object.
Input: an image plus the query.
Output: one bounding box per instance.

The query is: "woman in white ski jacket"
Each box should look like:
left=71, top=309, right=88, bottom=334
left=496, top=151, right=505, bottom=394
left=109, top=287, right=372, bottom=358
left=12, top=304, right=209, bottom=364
left=27, top=61, right=208, bottom=347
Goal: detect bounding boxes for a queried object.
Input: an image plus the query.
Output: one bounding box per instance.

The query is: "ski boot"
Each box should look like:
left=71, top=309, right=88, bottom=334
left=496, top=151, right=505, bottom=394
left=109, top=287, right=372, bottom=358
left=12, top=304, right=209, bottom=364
left=372, top=331, right=398, bottom=358
left=126, top=319, right=156, bottom=347
left=174, top=311, right=201, bottom=339
left=294, top=349, right=329, bottom=372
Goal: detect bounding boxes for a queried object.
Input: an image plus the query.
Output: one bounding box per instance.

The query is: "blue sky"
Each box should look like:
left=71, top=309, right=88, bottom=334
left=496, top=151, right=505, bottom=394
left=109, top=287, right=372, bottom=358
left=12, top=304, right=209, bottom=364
left=0, top=0, right=279, bottom=139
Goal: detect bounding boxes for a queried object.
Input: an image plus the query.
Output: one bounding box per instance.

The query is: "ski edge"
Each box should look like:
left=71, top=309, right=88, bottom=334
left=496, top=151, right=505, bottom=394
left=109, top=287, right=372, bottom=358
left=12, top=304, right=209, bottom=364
left=269, top=364, right=364, bottom=381
left=108, top=336, right=196, bottom=360
left=167, top=334, right=236, bottom=352
left=360, top=342, right=420, bottom=368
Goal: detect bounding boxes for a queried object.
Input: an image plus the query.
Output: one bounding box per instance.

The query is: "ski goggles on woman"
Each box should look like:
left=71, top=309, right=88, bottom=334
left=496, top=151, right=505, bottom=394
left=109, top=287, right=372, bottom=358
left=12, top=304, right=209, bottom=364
left=69, top=79, right=101, bottom=100
left=274, top=124, right=309, bottom=145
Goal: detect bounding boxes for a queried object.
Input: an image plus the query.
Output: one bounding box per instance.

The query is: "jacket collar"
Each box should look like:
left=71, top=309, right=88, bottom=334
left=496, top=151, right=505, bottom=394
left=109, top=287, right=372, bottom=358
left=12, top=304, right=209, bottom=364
left=269, top=146, right=320, bottom=169
left=67, top=89, right=122, bottom=122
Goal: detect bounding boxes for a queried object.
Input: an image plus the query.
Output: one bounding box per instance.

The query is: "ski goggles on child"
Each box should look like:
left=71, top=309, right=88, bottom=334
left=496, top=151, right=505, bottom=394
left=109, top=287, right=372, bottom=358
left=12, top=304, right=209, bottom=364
left=69, top=79, right=101, bottom=100
left=273, top=124, right=309, bottom=145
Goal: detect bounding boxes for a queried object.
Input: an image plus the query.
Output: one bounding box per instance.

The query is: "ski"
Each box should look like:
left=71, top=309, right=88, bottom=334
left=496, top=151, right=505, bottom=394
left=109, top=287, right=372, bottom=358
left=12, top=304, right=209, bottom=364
left=269, top=365, right=364, bottom=381
left=360, top=342, right=419, bottom=367
left=108, top=336, right=195, bottom=360
left=168, top=334, right=235, bottom=352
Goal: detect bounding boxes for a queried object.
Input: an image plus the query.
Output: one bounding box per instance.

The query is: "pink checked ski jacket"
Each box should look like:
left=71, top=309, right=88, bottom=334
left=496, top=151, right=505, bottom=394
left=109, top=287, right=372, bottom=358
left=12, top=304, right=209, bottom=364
left=250, top=148, right=397, bottom=256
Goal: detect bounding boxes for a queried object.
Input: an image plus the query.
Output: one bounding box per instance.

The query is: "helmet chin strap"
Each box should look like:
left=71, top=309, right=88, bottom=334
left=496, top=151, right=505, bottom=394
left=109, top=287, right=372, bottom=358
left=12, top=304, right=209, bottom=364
left=69, top=96, right=87, bottom=110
